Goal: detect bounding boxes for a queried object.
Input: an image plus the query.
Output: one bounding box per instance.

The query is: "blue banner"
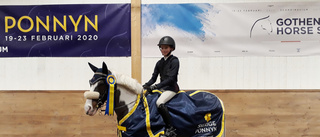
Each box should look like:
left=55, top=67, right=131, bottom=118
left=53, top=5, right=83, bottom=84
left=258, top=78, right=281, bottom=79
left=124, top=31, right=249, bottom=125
left=0, top=4, right=131, bottom=57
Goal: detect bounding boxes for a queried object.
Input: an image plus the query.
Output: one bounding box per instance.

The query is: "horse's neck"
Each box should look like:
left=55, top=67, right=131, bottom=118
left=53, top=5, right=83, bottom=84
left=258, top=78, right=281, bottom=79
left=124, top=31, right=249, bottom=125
left=113, top=73, right=143, bottom=121
left=119, top=86, right=139, bottom=110
left=114, top=86, right=140, bottom=121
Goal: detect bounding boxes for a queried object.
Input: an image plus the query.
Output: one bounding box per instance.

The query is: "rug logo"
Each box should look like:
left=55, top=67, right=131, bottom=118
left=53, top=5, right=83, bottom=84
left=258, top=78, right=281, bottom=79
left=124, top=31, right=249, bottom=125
left=204, top=113, right=211, bottom=122
left=195, top=113, right=217, bottom=134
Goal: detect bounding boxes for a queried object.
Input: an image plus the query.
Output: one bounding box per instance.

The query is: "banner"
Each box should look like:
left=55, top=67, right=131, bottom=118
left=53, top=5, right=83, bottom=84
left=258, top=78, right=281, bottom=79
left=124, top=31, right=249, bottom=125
left=142, top=2, right=320, bottom=57
left=0, top=4, right=131, bottom=57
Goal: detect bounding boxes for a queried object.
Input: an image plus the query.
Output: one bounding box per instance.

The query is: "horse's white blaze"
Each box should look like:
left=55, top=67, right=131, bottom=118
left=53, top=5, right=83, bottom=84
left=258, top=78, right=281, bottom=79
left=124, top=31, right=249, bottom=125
left=84, top=99, right=97, bottom=116
left=84, top=82, right=99, bottom=116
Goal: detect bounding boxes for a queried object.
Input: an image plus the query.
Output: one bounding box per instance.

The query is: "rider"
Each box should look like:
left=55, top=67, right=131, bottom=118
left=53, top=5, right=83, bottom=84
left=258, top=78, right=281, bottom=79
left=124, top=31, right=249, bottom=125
left=143, top=36, right=180, bottom=137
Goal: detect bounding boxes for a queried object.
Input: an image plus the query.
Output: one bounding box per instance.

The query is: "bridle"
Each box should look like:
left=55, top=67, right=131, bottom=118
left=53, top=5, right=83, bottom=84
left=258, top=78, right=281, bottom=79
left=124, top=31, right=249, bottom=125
left=88, top=72, right=145, bottom=115
left=89, top=72, right=110, bottom=109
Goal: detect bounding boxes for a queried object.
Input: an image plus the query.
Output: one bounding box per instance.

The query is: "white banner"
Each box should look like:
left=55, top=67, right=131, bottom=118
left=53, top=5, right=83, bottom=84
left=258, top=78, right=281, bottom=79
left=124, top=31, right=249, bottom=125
left=142, top=2, right=320, bottom=57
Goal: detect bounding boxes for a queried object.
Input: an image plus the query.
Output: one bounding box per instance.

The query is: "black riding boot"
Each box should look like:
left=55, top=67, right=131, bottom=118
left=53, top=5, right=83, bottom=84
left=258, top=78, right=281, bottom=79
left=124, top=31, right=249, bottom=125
left=158, top=104, right=177, bottom=137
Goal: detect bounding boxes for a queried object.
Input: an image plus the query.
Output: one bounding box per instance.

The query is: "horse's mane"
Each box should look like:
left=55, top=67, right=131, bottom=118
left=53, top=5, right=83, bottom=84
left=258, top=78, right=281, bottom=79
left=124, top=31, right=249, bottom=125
left=112, top=71, right=143, bottom=95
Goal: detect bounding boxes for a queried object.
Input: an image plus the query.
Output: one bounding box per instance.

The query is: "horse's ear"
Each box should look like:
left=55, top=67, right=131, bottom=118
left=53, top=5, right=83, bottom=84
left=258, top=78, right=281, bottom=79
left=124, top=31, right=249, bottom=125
left=88, top=62, right=98, bottom=72
left=102, top=62, right=109, bottom=74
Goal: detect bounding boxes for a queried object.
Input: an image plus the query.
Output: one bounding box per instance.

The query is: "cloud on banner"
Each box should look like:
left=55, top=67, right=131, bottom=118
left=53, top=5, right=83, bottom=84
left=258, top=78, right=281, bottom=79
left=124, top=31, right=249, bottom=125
left=142, top=3, right=219, bottom=41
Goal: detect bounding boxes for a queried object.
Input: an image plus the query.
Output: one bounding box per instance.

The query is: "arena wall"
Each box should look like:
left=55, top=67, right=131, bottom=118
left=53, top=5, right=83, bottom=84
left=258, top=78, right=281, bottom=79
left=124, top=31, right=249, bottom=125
left=1, top=90, right=319, bottom=137
left=1, top=0, right=320, bottom=137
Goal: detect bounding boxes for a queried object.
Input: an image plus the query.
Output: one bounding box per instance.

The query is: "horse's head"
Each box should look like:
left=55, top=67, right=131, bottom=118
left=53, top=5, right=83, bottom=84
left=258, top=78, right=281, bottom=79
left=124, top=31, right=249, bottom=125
left=84, top=62, right=144, bottom=120
left=84, top=62, right=111, bottom=116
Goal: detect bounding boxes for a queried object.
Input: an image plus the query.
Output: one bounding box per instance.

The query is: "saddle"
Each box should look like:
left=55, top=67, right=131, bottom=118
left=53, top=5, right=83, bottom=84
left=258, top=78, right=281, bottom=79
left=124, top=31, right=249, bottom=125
left=117, top=90, right=225, bottom=137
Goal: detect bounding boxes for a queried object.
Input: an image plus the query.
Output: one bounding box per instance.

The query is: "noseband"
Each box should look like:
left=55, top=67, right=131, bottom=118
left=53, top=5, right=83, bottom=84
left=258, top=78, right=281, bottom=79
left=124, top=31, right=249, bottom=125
left=86, top=72, right=145, bottom=116
left=89, top=72, right=116, bottom=115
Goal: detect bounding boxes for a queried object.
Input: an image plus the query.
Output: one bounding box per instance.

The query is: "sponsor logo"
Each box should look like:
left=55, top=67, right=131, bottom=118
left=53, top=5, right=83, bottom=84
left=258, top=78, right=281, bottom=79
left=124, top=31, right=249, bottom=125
left=195, top=113, right=217, bottom=134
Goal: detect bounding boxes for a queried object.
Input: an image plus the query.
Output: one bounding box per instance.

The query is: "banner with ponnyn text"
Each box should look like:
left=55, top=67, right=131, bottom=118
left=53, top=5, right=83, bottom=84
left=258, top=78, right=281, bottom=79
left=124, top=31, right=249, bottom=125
left=142, top=1, right=320, bottom=57
left=0, top=4, right=131, bottom=57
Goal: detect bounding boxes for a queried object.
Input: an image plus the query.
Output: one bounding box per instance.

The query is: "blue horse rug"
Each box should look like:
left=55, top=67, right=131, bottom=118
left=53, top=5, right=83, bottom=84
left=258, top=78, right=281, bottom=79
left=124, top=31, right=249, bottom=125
left=117, top=90, right=225, bottom=137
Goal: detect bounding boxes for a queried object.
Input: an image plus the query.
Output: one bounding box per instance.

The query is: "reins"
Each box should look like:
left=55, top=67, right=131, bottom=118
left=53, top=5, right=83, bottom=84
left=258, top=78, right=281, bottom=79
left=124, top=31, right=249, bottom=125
left=90, top=73, right=109, bottom=109
left=99, top=92, right=146, bottom=113
left=92, top=72, right=147, bottom=114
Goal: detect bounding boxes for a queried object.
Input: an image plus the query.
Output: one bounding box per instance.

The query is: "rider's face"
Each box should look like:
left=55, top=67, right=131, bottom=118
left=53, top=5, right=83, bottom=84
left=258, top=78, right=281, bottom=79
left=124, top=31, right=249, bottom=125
left=159, top=45, right=173, bottom=57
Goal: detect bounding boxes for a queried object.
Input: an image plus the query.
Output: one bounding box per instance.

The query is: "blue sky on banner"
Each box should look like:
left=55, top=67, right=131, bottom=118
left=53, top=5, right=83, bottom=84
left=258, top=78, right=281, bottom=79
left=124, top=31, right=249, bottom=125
left=141, top=2, right=221, bottom=58
left=142, top=3, right=219, bottom=41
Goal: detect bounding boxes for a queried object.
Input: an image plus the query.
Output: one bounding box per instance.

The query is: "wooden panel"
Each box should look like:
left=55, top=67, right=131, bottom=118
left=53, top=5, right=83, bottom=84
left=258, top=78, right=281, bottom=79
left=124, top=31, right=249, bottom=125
left=131, top=0, right=141, bottom=83
left=1, top=90, right=319, bottom=137
left=213, top=90, right=320, bottom=137
left=0, top=91, right=117, bottom=137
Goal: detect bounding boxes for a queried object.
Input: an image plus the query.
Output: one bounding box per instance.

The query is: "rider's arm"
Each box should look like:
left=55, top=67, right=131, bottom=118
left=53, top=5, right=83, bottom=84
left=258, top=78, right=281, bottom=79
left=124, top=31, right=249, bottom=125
left=156, top=58, right=179, bottom=89
left=145, top=61, right=160, bottom=86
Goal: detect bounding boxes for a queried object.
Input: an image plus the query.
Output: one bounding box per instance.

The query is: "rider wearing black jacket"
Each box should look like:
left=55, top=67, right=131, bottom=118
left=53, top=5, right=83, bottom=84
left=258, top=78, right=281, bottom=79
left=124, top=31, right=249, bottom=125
left=143, top=36, right=179, bottom=137
left=145, top=54, right=179, bottom=92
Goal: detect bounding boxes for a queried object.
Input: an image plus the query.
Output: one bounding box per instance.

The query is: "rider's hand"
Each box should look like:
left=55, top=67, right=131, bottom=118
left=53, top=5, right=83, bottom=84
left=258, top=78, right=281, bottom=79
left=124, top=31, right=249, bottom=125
left=143, top=84, right=152, bottom=94
left=150, top=85, right=157, bottom=91
left=143, top=84, right=158, bottom=95
left=143, top=84, right=150, bottom=89
left=148, top=85, right=158, bottom=94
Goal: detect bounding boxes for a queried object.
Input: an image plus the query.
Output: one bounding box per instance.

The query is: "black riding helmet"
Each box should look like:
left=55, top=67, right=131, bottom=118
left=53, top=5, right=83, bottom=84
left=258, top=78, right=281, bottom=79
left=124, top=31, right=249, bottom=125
left=158, top=36, right=175, bottom=51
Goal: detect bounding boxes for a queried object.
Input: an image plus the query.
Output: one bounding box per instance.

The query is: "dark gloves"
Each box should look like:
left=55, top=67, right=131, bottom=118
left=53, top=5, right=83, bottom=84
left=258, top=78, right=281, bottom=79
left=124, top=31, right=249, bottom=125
left=143, top=84, right=157, bottom=95
left=143, top=84, right=149, bottom=89
left=150, top=85, right=157, bottom=91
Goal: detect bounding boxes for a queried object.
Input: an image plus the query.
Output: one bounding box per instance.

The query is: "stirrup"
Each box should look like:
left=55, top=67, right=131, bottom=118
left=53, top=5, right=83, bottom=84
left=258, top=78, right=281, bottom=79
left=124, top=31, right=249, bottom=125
left=163, top=127, right=177, bottom=137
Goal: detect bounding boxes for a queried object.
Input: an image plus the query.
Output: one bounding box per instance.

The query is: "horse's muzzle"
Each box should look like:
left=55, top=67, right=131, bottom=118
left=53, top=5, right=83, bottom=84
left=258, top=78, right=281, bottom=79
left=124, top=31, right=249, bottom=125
left=84, top=99, right=97, bottom=116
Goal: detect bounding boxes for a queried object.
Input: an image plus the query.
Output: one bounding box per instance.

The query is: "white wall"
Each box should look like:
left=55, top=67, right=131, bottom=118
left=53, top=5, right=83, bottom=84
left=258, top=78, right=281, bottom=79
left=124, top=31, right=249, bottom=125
left=0, top=57, right=131, bottom=90
left=142, top=56, right=320, bottom=89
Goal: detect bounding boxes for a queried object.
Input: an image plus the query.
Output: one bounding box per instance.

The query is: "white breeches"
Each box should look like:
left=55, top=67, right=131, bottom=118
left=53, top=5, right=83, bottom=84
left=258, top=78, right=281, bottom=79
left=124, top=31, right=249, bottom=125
left=156, top=90, right=177, bottom=107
